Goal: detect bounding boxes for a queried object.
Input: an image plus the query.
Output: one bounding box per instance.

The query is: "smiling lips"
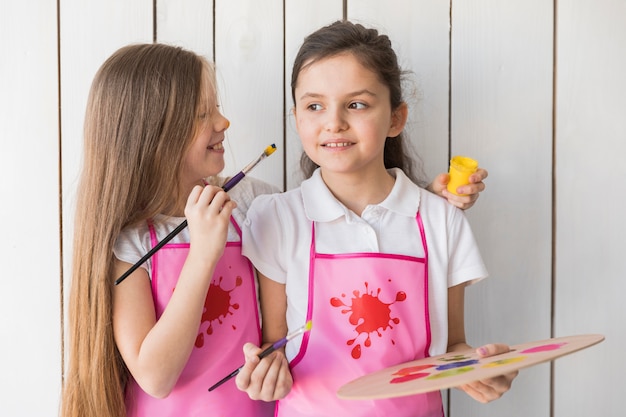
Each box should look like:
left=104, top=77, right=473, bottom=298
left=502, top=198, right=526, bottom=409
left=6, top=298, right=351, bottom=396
left=208, top=141, right=224, bottom=151
left=323, top=142, right=352, bottom=148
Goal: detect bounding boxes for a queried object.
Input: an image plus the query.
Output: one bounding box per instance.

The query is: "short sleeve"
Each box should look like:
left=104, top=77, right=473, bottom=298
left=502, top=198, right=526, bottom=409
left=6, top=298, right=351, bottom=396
left=446, top=206, right=487, bottom=287
left=113, top=222, right=152, bottom=276
left=228, top=176, right=281, bottom=231
left=242, top=194, right=288, bottom=284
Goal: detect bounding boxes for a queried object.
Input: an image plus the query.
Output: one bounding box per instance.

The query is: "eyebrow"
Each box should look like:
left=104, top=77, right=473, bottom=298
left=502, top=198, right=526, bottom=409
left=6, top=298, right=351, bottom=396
left=298, top=89, right=378, bottom=101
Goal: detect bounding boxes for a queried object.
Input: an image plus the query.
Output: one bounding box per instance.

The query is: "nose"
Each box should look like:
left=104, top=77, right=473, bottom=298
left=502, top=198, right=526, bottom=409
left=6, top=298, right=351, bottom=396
left=324, top=107, right=348, bottom=133
left=214, top=112, right=230, bottom=132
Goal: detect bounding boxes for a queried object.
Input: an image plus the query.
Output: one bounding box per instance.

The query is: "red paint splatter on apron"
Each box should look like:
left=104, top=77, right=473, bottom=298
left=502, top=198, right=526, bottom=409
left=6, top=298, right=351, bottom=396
left=330, top=282, right=406, bottom=359
left=195, top=275, right=243, bottom=348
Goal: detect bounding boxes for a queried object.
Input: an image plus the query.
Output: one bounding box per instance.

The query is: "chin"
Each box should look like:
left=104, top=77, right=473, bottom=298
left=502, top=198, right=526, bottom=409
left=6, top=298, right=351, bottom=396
left=207, top=163, right=225, bottom=177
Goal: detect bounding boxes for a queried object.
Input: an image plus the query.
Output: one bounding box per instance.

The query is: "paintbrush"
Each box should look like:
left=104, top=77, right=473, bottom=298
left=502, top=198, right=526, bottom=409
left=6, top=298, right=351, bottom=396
left=208, top=320, right=313, bottom=392
left=114, top=143, right=277, bottom=285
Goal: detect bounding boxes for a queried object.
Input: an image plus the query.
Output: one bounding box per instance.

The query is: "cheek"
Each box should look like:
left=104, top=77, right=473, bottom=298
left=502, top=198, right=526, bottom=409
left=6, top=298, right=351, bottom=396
left=295, top=116, right=317, bottom=138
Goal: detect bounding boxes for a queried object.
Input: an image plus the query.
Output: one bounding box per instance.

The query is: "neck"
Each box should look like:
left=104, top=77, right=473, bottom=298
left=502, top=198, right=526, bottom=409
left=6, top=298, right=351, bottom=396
left=165, top=178, right=207, bottom=217
left=320, top=167, right=395, bottom=216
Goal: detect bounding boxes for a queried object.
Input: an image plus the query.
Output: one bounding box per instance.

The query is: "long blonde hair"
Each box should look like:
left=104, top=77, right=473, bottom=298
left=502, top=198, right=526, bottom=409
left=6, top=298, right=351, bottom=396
left=61, top=43, right=217, bottom=417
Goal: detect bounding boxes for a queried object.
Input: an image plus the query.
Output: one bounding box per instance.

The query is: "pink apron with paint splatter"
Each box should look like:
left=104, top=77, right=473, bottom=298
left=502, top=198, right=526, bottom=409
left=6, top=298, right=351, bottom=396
left=277, top=213, right=443, bottom=417
left=125, top=218, right=273, bottom=417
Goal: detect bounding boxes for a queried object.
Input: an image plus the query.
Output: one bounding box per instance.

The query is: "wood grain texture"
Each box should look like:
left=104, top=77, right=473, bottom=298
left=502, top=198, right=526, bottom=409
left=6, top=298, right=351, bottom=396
left=448, top=1, right=554, bottom=416
left=215, top=0, right=284, bottom=191
left=157, top=0, right=214, bottom=59
left=554, top=1, right=626, bottom=416
left=0, top=2, right=61, bottom=414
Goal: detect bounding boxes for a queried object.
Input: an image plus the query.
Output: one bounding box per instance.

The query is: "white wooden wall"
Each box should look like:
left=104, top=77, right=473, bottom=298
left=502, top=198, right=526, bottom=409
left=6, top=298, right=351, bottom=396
left=1, top=1, right=624, bottom=416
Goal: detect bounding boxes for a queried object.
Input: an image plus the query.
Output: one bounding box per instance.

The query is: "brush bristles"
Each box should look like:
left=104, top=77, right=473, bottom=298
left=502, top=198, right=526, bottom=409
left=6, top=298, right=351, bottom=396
left=264, top=144, right=277, bottom=156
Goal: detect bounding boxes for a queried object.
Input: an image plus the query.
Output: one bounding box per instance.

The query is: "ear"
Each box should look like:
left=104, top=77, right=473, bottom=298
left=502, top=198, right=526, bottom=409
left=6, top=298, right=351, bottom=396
left=388, top=102, right=408, bottom=137
left=292, top=106, right=299, bottom=130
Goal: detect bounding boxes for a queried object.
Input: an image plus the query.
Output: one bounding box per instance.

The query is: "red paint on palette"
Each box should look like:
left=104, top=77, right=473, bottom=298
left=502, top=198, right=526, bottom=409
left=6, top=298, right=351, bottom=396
left=521, top=343, right=566, bottom=354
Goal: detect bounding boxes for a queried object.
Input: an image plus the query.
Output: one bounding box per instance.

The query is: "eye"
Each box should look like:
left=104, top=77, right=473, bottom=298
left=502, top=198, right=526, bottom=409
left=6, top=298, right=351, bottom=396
left=306, top=103, right=323, bottom=111
left=348, top=102, right=368, bottom=110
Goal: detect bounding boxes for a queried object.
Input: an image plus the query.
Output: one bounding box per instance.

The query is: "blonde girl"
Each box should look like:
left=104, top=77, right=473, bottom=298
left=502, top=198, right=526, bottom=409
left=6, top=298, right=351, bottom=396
left=61, top=43, right=275, bottom=417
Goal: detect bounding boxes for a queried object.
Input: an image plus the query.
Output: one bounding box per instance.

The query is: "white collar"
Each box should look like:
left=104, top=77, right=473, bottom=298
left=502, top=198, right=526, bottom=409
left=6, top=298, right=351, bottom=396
left=301, top=168, right=422, bottom=222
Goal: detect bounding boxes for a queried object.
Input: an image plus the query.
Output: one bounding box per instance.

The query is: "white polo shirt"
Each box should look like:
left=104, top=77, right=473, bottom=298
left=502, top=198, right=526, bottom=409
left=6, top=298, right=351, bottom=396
left=242, top=168, right=487, bottom=359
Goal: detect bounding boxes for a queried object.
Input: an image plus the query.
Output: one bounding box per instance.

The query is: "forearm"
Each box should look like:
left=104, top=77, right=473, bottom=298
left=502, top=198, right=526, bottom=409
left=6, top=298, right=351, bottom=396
left=447, top=341, right=472, bottom=353
left=115, top=253, right=217, bottom=398
left=145, top=274, right=213, bottom=389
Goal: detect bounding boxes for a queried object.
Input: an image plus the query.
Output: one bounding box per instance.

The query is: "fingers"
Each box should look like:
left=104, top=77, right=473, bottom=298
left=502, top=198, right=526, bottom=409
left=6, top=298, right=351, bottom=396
left=441, top=188, right=479, bottom=210
left=457, top=343, right=518, bottom=403
left=430, top=168, right=487, bottom=210
left=184, top=185, right=236, bottom=261
left=187, top=185, right=235, bottom=214
left=476, top=343, right=511, bottom=357
left=185, top=185, right=234, bottom=232
left=429, top=173, right=449, bottom=194
left=248, top=352, right=291, bottom=401
left=459, top=368, right=519, bottom=403
left=453, top=177, right=485, bottom=198
left=236, top=343, right=293, bottom=401
left=235, top=343, right=262, bottom=391
left=470, top=168, right=489, bottom=183
left=442, top=167, right=487, bottom=210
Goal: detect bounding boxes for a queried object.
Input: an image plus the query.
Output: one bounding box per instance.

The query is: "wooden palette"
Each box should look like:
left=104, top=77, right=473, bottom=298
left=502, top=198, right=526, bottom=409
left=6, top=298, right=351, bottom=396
left=337, top=333, right=604, bottom=400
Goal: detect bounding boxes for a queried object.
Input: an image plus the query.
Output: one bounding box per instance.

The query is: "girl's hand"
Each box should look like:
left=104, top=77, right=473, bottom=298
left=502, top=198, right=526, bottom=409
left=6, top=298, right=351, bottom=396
left=457, top=343, right=518, bottom=403
left=235, top=342, right=293, bottom=401
left=185, top=185, right=236, bottom=263
left=428, top=168, right=488, bottom=210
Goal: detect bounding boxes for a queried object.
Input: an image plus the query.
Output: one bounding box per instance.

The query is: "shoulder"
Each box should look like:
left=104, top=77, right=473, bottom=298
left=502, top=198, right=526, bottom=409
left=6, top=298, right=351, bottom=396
left=113, top=221, right=151, bottom=271
left=241, top=175, right=281, bottom=196
left=115, top=215, right=190, bottom=251
left=227, top=176, right=281, bottom=218
left=419, top=186, right=463, bottom=219
left=248, top=186, right=305, bottom=221
left=115, top=221, right=149, bottom=250
left=227, top=175, right=280, bottom=200
left=242, top=187, right=308, bottom=282
left=245, top=187, right=307, bottom=244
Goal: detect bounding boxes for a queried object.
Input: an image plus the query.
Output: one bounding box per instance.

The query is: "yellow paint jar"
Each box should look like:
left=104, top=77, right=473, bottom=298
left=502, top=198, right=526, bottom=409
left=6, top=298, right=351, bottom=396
left=447, top=156, right=478, bottom=195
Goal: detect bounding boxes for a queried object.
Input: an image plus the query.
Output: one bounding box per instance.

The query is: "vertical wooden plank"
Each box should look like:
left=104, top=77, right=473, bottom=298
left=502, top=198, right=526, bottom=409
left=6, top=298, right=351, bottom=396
left=449, top=1, right=553, bottom=416
left=554, top=1, right=626, bottom=416
left=59, top=0, right=153, bottom=389
left=0, top=1, right=60, bottom=415
left=215, top=0, right=284, bottom=190
left=156, top=0, right=214, bottom=60
left=60, top=0, right=154, bottom=218
left=284, top=0, right=343, bottom=189
left=348, top=0, right=451, bottom=182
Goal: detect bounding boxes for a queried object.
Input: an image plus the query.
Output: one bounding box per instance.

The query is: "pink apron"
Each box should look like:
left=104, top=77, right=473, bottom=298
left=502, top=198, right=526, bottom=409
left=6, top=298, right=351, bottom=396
left=277, top=213, right=443, bottom=417
left=125, top=218, right=273, bottom=417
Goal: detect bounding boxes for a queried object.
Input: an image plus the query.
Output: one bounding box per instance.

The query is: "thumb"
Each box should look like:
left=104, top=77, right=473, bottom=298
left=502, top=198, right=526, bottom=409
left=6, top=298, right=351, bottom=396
left=431, top=173, right=449, bottom=193
left=477, top=343, right=511, bottom=358
left=242, top=342, right=262, bottom=365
